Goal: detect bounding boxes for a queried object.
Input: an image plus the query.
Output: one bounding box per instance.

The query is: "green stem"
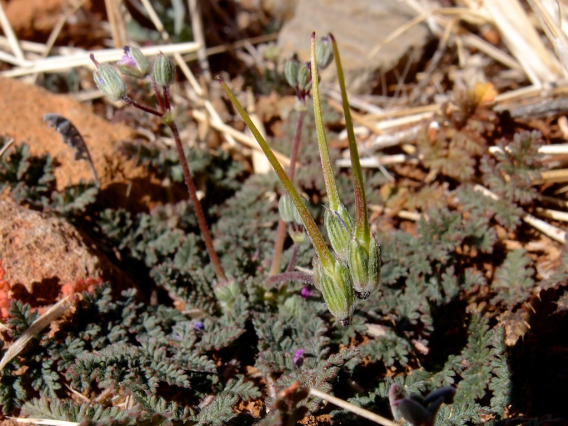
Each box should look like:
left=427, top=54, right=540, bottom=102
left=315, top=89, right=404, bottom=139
left=310, top=32, right=340, bottom=211
left=269, top=108, right=306, bottom=276
left=219, top=77, right=335, bottom=270
left=329, top=33, right=370, bottom=246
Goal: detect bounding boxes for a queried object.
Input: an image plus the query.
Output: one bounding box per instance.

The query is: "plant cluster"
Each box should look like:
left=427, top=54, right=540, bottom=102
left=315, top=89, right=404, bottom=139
left=0, top=33, right=567, bottom=425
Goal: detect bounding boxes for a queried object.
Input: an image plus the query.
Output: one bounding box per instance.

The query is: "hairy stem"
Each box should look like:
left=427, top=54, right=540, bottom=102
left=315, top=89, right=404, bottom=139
left=219, top=76, right=335, bottom=270
left=269, top=109, right=307, bottom=276
left=311, top=32, right=340, bottom=211
left=330, top=33, right=369, bottom=245
left=122, top=96, right=163, bottom=117
left=286, top=243, right=300, bottom=273
left=265, top=271, right=314, bottom=287
left=162, top=88, right=227, bottom=283
left=150, top=76, right=166, bottom=113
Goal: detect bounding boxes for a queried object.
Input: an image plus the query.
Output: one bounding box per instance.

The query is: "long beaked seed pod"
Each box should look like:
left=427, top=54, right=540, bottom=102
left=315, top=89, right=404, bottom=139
left=348, top=236, right=381, bottom=299
left=324, top=204, right=353, bottom=262
left=313, top=257, right=355, bottom=326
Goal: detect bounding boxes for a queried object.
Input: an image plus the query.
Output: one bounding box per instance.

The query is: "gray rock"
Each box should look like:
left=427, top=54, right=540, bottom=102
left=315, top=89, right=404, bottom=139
left=278, top=0, right=432, bottom=94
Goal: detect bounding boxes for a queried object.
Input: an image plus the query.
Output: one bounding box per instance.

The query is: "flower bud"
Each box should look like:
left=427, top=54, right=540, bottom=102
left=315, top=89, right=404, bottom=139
left=324, top=204, right=353, bottom=261
left=288, top=225, right=306, bottom=244
left=161, top=107, right=177, bottom=126
left=315, top=36, right=333, bottom=69
left=348, top=236, right=380, bottom=299
left=152, top=53, right=176, bottom=87
left=91, top=54, right=126, bottom=101
left=279, top=194, right=297, bottom=223
left=296, top=62, right=311, bottom=90
left=284, top=58, right=299, bottom=88
left=313, top=258, right=355, bottom=326
left=116, top=46, right=150, bottom=78
left=278, top=194, right=307, bottom=225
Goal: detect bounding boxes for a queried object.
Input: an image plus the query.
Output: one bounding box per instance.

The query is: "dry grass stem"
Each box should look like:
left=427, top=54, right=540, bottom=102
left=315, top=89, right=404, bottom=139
left=191, top=109, right=292, bottom=167
left=104, top=0, right=127, bottom=48
left=464, top=0, right=563, bottom=83
left=188, top=0, right=211, bottom=80
left=536, top=207, right=568, bottom=222
left=489, top=144, right=568, bottom=156
left=536, top=169, right=568, bottom=184
left=473, top=184, right=567, bottom=243
left=139, top=0, right=239, bottom=149
left=0, top=1, right=24, bottom=62
left=527, top=0, right=568, bottom=73
left=336, top=154, right=415, bottom=169
left=0, top=138, right=14, bottom=158
left=308, top=388, right=398, bottom=426
left=0, top=42, right=200, bottom=77
left=30, top=0, right=88, bottom=84
left=0, top=297, right=72, bottom=373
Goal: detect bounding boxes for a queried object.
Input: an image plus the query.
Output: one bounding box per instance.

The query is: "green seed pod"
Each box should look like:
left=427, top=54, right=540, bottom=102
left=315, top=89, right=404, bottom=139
left=348, top=238, right=368, bottom=295
left=278, top=194, right=296, bottom=223
left=296, top=62, right=311, bottom=90
left=92, top=60, right=126, bottom=102
left=152, top=53, right=176, bottom=87
left=284, top=58, right=299, bottom=88
left=313, top=258, right=355, bottom=326
left=348, top=236, right=381, bottom=299
left=278, top=194, right=308, bottom=225
left=214, top=279, right=241, bottom=312
left=315, top=36, right=333, bottom=69
left=116, top=46, right=150, bottom=78
left=324, top=204, right=353, bottom=261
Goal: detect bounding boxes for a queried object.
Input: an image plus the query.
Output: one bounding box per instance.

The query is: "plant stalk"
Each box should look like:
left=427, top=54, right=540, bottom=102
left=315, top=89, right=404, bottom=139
left=219, top=77, right=335, bottom=270
left=269, top=108, right=306, bottom=276
left=161, top=87, right=227, bottom=283
left=122, top=96, right=163, bottom=117
left=310, top=32, right=340, bottom=211
left=309, top=388, right=398, bottom=426
left=330, top=33, right=370, bottom=245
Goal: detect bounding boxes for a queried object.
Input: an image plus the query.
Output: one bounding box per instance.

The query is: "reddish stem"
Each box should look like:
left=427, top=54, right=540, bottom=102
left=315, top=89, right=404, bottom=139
left=162, top=88, right=227, bottom=283
left=150, top=76, right=167, bottom=113
left=265, top=271, right=314, bottom=287
left=122, top=96, right=163, bottom=117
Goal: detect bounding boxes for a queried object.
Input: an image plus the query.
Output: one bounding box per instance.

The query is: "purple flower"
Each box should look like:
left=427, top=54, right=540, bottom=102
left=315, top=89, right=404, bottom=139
left=293, top=348, right=306, bottom=367
left=300, top=286, right=311, bottom=299
left=116, top=46, right=150, bottom=78
left=193, top=321, right=204, bottom=331
left=117, top=48, right=136, bottom=68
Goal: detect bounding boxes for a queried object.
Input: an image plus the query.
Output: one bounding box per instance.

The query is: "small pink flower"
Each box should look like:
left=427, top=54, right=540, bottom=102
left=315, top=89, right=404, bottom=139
left=116, top=46, right=150, bottom=78
left=293, top=348, right=306, bottom=367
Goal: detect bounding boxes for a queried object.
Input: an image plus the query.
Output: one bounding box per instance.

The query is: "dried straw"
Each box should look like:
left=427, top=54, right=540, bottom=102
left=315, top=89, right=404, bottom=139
left=0, top=297, right=72, bottom=373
